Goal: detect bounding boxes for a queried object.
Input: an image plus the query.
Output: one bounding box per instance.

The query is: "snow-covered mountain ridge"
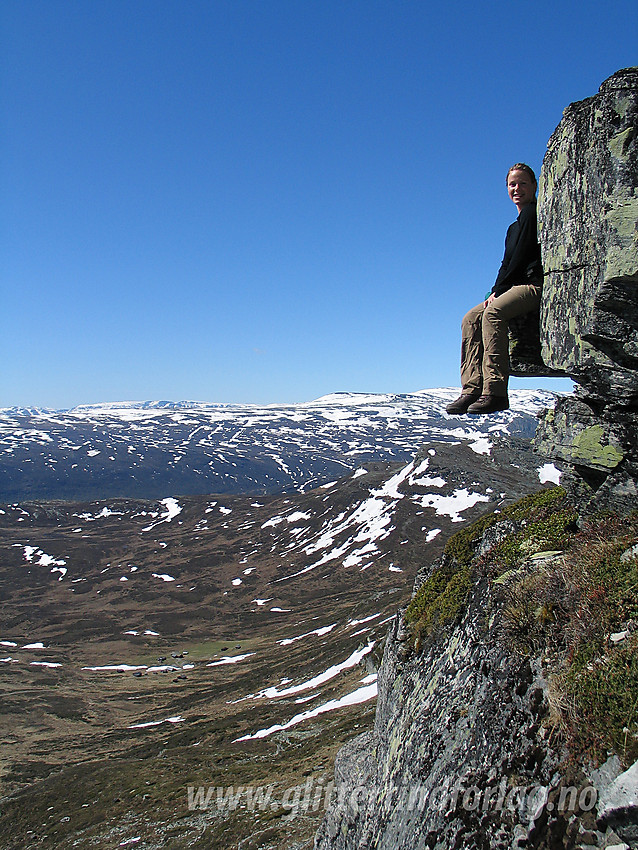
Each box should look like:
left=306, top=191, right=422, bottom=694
left=0, top=388, right=554, bottom=416
left=0, top=389, right=558, bottom=502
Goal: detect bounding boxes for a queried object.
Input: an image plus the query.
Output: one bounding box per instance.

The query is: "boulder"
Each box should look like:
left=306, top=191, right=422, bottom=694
left=535, top=67, right=638, bottom=512
left=597, top=759, right=638, bottom=845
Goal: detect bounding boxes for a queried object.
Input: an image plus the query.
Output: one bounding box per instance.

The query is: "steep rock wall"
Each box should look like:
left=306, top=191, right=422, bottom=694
left=315, top=552, right=565, bottom=849
left=315, top=519, right=637, bottom=850
left=535, top=67, right=638, bottom=512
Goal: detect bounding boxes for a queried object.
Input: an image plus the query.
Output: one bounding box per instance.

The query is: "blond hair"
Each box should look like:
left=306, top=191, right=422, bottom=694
left=506, top=163, right=537, bottom=185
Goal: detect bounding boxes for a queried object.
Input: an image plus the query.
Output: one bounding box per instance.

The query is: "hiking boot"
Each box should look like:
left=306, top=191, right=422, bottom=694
left=466, top=394, right=510, bottom=415
left=445, top=393, right=481, bottom=415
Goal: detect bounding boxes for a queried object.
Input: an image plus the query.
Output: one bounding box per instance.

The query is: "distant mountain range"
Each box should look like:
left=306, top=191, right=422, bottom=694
left=0, top=389, right=558, bottom=502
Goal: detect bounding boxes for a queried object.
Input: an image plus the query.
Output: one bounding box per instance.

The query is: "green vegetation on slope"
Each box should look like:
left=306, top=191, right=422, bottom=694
left=404, top=488, right=638, bottom=764
left=405, top=488, right=577, bottom=649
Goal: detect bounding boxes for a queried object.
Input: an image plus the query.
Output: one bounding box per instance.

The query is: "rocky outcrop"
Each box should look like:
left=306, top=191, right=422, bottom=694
left=509, top=310, right=566, bottom=378
left=314, top=70, right=638, bottom=850
left=597, top=759, right=638, bottom=846
left=315, top=513, right=638, bottom=850
left=535, top=67, right=638, bottom=513
left=315, top=562, right=564, bottom=849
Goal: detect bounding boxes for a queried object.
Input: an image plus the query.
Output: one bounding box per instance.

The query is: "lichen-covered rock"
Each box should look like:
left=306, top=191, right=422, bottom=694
left=535, top=391, right=638, bottom=513
left=535, top=67, right=638, bottom=512
left=315, top=577, right=560, bottom=850
left=538, top=67, right=638, bottom=379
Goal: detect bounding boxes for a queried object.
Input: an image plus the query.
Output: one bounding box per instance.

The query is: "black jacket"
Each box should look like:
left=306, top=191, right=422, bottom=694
left=491, top=201, right=543, bottom=298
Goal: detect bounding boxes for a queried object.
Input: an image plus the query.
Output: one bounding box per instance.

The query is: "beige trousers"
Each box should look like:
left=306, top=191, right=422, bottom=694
left=460, top=283, right=542, bottom=397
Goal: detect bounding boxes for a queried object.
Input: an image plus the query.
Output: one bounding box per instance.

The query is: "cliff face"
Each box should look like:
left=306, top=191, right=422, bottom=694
left=535, top=67, right=638, bottom=513
left=315, top=498, right=638, bottom=850
left=315, top=70, right=638, bottom=850
left=315, top=548, right=565, bottom=850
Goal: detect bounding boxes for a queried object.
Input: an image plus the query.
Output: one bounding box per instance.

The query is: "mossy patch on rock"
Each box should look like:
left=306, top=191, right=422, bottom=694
left=404, top=560, right=471, bottom=651
left=447, top=486, right=575, bottom=574
left=571, top=425, right=624, bottom=469
left=404, top=488, right=575, bottom=652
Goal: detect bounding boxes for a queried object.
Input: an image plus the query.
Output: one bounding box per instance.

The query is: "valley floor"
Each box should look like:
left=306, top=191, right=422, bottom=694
left=0, top=437, right=551, bottom=849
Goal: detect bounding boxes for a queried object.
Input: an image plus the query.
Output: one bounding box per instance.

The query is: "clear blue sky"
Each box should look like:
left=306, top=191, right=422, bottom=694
left=2, top=0, right=635, bottom=408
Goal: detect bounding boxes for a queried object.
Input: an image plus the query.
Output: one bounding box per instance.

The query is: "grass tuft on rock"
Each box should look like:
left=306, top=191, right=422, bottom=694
left=405, top=487, right=574, bottom=652
left=405, top=486, right=638, bottom=764
left=497, top=509, right=638, bottom=764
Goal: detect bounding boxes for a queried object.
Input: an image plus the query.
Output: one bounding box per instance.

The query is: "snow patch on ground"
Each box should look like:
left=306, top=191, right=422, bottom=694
left=23, top=546, right=68, bottom=579
left=250, top=642, right=374, bottom=700
left=469, top=437, right=493, bottom=455
left=261, top=516, right=284, bottom=529
left=413, top=488, right=490, bottom=522
left=207, top=652, right=254, bottom=667
left=142, top=498, right=182, bottom=532
left=538, top=463, right=562, bottom=485
left=234, top=679, right=378, bottom=741
left=278, top=623, right=337, bottom=645
left=128, top=715, right=185, bottom=729
left=285, top=511, right=311, bottom=523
